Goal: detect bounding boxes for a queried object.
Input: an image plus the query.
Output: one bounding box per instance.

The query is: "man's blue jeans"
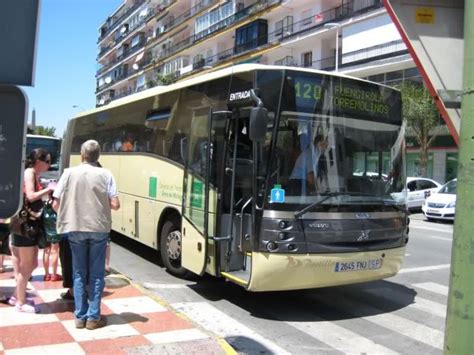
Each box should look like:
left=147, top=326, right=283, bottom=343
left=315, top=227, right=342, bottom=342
left=68, top=232, right=108, bottom=321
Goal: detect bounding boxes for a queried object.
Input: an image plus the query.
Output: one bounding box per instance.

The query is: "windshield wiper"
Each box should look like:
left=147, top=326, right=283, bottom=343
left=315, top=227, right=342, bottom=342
left=294, top=192, right=366, bottom=219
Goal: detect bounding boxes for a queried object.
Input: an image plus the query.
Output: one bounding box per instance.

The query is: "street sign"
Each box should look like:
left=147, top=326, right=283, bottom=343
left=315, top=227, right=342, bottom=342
left=0, top=0, right=41, bottom=86
left=384, top=0, right=464, bottom=144
left=0, top=85, right=27, bottom=219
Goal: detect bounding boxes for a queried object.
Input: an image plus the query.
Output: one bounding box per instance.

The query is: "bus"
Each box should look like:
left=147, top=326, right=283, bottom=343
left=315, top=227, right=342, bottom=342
left=26, top=134, right=62, bottom=183
left=63, top=64, right=408, bottom=292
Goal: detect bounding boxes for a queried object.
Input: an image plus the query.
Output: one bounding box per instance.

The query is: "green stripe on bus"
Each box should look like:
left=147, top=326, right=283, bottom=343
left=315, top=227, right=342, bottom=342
left=149, top=176, right=157, bottom=198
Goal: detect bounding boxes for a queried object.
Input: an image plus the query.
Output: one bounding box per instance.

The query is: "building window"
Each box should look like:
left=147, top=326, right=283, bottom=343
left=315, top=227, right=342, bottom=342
left=406, top=152, right=434, bottom=178
left=275, top=20, right=283, bottom=37
left=235, top=20, right=268, bottom=54
left=301, top=9, right=312, bottom=27
left=386, top=70, right=403, bottom=84
left=195, top=1, right=234, bottom=35
left=368, top=73, right=384, bottom=83
left=446, top=152, right=458, bottom=181
left=301, top=51, right=312, bottom=67
left=275, top=16, right=294, bottom=37
left=131, top=33, right=143, bottom=48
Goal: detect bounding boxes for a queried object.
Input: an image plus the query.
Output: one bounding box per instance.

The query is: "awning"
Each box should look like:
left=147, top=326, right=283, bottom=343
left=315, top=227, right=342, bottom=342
left=135, top=51, right=144, bottom=63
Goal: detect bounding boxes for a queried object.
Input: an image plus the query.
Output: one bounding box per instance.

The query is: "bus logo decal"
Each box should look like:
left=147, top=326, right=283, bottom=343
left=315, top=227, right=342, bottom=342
left=355, top=213, right=370, bottom=219
left=357, top=230, right=370, bottom=242
left=308, top=223, right=329, bottom=229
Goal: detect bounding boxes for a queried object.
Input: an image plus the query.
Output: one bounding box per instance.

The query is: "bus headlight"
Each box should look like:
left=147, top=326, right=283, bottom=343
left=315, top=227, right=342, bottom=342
left=447, top=201, right=456, bottom=208
left=266, top=241, right=278, bottom=252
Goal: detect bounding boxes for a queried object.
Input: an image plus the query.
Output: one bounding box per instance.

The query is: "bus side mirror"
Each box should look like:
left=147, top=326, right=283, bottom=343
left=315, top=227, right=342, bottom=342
left=249, top=106, right=268, bottom=142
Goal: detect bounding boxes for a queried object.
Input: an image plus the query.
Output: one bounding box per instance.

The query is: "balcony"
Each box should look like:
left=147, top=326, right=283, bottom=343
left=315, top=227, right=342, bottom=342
left=97, top=39, right=146, bottom=77
left=98, top=0, right=146, bottom=43
left=98, top=0, right=385, bottom=101
left=276, top=0, right=383, bottom=43
left=298, top=39, right=409, bottom=71
left=96, top=70, right=128, bottom=93
left=148, top=0, right=281, bottom=68
left=149, top=0, right=217, bottom=46
left=97, top=4, right=160, bottom=60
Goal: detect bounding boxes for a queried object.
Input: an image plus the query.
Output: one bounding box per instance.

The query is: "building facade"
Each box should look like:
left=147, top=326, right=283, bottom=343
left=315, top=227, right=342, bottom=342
left=95, top=0, right=457, bottom=183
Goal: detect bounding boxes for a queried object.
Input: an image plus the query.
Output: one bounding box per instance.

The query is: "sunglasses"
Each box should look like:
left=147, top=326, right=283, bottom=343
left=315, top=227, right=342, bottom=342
left=41, top=159, right=51, bottom=164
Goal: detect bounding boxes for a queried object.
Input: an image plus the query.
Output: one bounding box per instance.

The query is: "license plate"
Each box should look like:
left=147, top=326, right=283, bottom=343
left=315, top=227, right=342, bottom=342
left=427, top=209, right=437, bottom=214
left=334, top=259, right=382, bottom=272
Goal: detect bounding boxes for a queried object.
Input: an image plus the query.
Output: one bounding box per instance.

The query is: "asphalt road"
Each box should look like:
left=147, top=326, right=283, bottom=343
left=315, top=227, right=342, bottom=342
left=110, top=213, right=453, bottom=354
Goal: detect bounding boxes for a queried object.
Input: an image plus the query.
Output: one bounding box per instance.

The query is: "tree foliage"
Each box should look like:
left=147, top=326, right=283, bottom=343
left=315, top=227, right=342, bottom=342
left=155, top=73, right=175, bottom=85
left=397, top=82, right=440, bottom=176
left=34, top=126, right=57, bottom=137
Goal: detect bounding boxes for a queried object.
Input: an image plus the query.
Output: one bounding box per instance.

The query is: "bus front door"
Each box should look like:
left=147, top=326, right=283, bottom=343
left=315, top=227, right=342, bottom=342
left=219, top=113, right=254, bottom=274
left=181, top=111, right=213, bottom=275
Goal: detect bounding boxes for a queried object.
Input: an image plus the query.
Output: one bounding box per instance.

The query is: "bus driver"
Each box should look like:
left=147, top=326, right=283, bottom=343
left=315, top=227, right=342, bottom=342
left=288, top=134, right=328, bottom=195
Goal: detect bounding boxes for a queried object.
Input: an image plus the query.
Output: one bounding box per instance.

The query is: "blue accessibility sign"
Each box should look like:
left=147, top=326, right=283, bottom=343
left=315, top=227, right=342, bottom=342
left=270, top=187, right=285, bottom=203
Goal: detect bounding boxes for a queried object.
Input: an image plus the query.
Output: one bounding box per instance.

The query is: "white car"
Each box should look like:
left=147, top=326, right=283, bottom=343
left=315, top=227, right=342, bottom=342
left=405, top=177, right=442, bottom=210
left=422, top=179, right=456, bottom=221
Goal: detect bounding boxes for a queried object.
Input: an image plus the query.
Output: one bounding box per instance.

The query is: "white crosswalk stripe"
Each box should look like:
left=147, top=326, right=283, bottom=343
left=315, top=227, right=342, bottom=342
left=172, top=302, right=290, bottom=354
left=170, top=281, right=449, bottom=354
left=399, top=264, right=450, bottom=273
left=365, top=287, right=447, bottom=318
left=329, top=297, right=444, bottom=350
left=409, top=225, right=452, bottom=234
left=413, top=282, right=449, bottom=296
left=286, top=319, right=399, bottom=354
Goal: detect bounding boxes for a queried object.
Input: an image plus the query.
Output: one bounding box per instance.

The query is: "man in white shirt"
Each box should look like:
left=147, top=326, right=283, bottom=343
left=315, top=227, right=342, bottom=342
left=288, top=134, right=328, bottom=195
left=53, top=140, right=120, bottom=330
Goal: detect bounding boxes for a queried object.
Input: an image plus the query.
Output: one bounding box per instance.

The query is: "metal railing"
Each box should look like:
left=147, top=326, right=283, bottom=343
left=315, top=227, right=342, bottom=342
left=341, top=39, right=406, bottom=65
left=97, top=39, right=146, bottom=77
left=97, top=3, right=159, bottom=60
left=97, top=0, right=385, bottom=98
left=153, top=0, right=281, bottom=63
left=301, top=39, right=408, bottom=71
left=144, top=0, right=216, bottom=50
left=98, top=0, right=146, bottom=43
left=163, top=0, right=216, bottom=32
left=96, top=71, right=128, bottom=93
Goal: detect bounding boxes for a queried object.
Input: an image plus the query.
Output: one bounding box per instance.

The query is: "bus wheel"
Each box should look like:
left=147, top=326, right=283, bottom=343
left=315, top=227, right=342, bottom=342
left=160, top=220, right=188, bottom=277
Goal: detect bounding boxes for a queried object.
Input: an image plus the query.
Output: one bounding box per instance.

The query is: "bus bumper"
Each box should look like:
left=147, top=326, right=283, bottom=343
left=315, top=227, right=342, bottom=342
left=247, top=246, right=406, bottom=292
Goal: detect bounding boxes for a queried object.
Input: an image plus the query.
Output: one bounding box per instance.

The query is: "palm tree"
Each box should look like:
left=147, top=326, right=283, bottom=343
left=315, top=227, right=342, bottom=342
left=398, top=82, right=441, bottom=177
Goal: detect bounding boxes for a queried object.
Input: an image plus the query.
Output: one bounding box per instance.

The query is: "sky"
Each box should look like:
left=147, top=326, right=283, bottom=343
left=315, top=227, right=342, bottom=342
left=23, top=0, right=123, bottom=137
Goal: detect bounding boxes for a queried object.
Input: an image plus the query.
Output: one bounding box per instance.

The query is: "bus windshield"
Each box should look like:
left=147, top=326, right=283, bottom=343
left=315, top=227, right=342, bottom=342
left=265, top=71, right=405, bottom=211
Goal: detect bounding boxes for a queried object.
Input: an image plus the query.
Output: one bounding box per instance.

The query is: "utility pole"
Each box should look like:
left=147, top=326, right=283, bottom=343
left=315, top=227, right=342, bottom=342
left=444, top=1, right=474, bottom=353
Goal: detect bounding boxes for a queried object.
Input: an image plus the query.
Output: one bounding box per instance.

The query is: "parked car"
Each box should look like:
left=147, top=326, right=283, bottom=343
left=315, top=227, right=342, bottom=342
left=422, top=179, right=457, bottom=221
left=404, top=177, right=442, bottom=210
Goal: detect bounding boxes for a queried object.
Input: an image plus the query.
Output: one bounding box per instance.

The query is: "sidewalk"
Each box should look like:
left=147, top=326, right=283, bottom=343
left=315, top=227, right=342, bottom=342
left=0, top=257, right=233, bottom=354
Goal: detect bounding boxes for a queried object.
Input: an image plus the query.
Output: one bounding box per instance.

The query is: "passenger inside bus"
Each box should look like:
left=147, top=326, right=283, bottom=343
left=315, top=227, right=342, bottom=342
left=287, top=133, right=328, bottom=195
left=120, top=134, right=135, bottom=152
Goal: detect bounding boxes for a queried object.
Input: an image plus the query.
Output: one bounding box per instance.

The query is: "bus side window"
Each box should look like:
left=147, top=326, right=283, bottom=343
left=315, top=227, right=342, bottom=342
left=168, top=133, right=186, bottom=164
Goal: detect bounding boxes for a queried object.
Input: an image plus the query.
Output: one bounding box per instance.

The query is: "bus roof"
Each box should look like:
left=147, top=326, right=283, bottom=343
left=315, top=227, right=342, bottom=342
left=77, top=64, right=397, bottom=119
left=27, top=134, right=61, bottom=141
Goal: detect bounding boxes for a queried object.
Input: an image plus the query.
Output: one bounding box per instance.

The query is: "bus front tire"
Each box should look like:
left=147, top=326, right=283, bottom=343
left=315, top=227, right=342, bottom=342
left=160, top=220, right=189, bottom=277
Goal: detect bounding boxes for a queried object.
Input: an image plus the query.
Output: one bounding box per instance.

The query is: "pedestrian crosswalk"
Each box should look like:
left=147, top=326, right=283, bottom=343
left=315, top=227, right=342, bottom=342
left=172, top=280, right=449, bottom=354
left=412, top=282, right=449, bottom=296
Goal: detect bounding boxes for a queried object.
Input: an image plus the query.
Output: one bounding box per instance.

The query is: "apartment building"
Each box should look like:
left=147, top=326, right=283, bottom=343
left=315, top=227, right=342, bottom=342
left=95, top=0, right=457, bottom=182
